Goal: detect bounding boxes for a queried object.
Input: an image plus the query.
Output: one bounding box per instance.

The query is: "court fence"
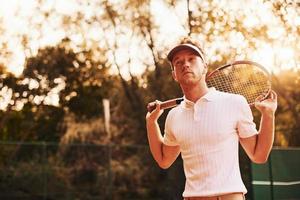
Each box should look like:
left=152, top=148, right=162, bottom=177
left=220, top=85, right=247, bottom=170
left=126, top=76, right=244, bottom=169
left=0, top=141, right=185, bottom=200
left=0, top=141, right=299, bottom=200
left=251, top=147, right=300, bottom=200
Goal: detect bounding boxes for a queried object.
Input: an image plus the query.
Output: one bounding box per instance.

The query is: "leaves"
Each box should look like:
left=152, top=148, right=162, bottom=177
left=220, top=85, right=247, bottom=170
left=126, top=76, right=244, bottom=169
left=0, top=0, right=299, bottom=146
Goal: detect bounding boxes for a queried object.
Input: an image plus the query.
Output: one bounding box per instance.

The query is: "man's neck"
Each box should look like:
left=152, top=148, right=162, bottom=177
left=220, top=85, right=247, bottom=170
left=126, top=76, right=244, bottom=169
left=181, top=82, right=209, bottom=103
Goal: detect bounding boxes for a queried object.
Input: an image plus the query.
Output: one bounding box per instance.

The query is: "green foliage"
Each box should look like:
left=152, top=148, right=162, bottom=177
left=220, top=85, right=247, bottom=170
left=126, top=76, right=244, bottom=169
left=0, top=103, right=64, bottom=142
left=67, top=85, right=104, bottom=119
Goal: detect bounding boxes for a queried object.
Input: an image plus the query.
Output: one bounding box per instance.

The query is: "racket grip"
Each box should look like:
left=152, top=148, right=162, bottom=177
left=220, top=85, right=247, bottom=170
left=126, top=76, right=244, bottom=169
left=147, top=98, right=184, bottom=112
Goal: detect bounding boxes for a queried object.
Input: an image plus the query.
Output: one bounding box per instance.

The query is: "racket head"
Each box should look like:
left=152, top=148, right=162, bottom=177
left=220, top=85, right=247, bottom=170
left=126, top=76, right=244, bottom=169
left=206, top=60, right=271, bottom=106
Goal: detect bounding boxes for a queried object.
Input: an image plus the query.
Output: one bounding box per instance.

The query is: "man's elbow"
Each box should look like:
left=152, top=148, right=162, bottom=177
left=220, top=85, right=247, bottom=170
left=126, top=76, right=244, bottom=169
left=251, top=155, right=269, bottom=164
left=157, top=160, right=172, bottom=169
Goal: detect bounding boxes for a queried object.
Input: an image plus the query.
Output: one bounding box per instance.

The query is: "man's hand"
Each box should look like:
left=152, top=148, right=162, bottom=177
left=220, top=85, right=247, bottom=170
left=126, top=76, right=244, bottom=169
left=146, top=100, right=164, bottom=122
left=255, top=90, right=277, bottom=116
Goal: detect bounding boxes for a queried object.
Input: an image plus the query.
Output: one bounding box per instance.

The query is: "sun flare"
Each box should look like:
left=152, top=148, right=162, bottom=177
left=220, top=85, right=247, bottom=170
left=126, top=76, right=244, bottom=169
left=0, top=0, right=299, bottom=77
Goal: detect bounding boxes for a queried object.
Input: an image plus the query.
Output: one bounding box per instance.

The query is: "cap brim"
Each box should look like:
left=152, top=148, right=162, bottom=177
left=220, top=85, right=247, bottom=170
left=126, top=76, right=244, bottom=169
left=167, top=43, right=203, bottom=63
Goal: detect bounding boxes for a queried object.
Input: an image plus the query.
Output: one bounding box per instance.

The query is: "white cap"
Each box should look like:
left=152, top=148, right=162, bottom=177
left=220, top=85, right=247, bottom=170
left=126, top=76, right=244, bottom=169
left=167, top=43, right=205, bottom=63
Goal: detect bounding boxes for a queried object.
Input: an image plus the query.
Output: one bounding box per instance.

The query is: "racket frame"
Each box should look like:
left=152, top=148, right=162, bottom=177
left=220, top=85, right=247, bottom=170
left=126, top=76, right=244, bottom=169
left=206, top=60, right=271, bottom=106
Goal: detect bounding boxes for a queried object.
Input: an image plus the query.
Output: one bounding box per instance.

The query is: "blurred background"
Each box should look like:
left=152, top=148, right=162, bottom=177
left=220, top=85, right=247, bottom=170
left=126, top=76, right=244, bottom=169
left=0, top=0, right=299, bottom=199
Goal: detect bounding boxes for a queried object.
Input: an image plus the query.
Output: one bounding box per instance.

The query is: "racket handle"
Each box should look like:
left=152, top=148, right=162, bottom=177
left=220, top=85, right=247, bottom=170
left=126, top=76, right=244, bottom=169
left=147, top=98, right=184, bottom=112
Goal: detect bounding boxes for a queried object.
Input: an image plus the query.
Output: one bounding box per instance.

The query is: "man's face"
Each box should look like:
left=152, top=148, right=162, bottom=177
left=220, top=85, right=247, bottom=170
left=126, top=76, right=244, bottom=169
left=171, top=49, right=207, bottom=85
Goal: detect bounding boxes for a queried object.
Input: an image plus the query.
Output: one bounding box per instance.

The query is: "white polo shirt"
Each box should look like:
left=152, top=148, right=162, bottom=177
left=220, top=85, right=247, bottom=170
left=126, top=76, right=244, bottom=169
left=163, top=88, right=258, bottom=197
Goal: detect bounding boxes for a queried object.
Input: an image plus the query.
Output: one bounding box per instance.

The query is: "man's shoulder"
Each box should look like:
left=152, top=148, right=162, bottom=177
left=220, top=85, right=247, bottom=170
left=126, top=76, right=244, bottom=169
left=166, top=103, right=185, bottom=120
left=168, top=104, right=183, bottom=115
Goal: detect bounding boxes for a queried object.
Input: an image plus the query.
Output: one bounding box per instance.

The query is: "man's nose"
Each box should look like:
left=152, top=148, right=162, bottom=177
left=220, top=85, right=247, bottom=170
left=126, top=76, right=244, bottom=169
left=182, top=60, right=191, bottom=70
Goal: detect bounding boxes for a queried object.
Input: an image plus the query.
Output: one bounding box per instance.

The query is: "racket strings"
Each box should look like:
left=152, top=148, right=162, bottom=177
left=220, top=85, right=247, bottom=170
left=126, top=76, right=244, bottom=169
left=207, top=64, right=271, bottom=104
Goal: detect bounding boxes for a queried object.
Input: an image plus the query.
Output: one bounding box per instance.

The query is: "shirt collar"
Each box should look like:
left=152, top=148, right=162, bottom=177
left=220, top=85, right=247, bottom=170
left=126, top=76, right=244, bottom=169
left=182, top=87, right=217, bottom=109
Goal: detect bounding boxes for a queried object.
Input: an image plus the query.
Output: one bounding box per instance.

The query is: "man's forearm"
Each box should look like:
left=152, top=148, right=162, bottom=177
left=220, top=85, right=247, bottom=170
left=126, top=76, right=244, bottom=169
left=146, top=120, right=164, bottom=164
left=255, top=113, right=275, bottom=162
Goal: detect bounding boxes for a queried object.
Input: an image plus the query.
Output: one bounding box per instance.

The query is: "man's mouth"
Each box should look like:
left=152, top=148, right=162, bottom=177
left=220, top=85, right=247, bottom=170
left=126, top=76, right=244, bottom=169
left=183, top=71, right=193, bottom=76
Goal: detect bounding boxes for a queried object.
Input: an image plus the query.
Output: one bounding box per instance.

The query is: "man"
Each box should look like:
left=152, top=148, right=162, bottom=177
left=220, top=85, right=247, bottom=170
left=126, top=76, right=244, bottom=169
left=146, top=37, right=277, bottom=200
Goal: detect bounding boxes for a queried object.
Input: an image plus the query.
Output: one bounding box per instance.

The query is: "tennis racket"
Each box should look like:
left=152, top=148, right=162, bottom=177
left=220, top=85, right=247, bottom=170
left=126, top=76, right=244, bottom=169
left=147, top=60, right=271, bottom=112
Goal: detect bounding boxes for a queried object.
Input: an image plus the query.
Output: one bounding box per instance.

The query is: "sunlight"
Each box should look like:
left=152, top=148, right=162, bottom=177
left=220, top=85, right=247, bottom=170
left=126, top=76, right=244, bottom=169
left=267, top=27, right=285, bottom=39
left=5, top=51, right=25, bottom=76
left=0, top=0, right=299, bottom=78
left=250, top=44, right=274, bottom=73
left=250, top=43, right=297, bottom=73
left=0, top=86, right=12, bottom=111
left=213, top=0, right=298, bottom=73
left=150, top=0, right=187, bottom=47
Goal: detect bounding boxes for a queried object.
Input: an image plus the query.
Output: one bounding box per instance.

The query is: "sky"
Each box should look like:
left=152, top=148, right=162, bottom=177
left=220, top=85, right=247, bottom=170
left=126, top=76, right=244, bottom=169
left=0, top=0, right=299, bottom=77
left=0, top=0, right=184, bottom=76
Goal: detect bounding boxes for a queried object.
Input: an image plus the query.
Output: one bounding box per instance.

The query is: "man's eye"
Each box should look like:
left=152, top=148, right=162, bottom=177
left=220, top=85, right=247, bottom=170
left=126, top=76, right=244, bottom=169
left=189, top=57, right=195, bottom=61
left=175, top=61, right=183, bottom=66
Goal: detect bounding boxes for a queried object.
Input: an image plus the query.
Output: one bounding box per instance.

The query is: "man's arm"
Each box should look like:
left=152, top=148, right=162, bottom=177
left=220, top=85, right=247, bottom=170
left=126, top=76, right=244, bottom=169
left=146, top=101, right=180, bottom=169
left=240, top=90, right=277, bottom=163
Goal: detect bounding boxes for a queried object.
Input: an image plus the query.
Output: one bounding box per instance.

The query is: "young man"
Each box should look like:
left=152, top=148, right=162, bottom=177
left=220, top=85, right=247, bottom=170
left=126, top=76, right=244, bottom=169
left=146, top=37, right=277, bottom=200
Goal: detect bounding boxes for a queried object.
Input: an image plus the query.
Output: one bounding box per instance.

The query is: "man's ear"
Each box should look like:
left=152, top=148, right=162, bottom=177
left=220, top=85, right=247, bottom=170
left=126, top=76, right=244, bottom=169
left=203, top=65, right=208, bottom=75
left=172, top=70, right=178, bottom=82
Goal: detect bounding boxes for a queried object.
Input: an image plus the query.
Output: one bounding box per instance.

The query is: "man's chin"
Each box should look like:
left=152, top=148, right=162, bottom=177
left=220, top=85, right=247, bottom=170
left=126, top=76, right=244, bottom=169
left=182, top=79, right=198, bottom=85
left=179, top=76, right=202, bottom=85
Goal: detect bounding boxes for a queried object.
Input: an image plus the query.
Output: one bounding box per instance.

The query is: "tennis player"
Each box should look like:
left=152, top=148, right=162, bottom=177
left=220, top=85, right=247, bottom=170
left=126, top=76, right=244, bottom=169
left=146, top=37, right=277, bottom=200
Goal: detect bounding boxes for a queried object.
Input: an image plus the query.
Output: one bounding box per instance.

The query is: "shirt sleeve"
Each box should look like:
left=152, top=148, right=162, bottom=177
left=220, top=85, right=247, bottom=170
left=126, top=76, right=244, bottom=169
left=237, top=96, right=258, bottom=138
left=163, top=111, right=179, bottom=146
